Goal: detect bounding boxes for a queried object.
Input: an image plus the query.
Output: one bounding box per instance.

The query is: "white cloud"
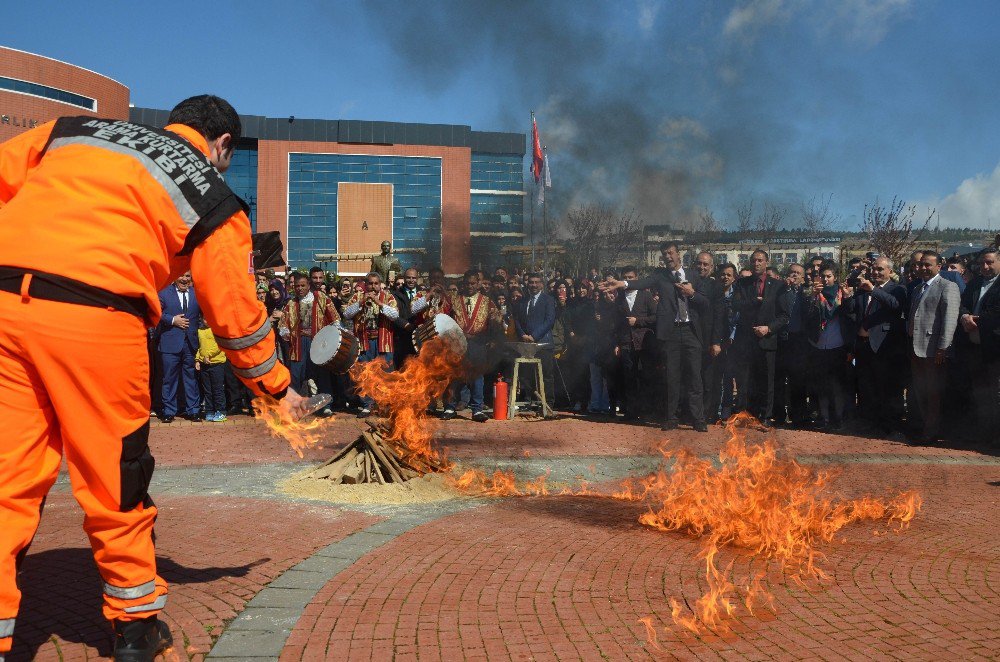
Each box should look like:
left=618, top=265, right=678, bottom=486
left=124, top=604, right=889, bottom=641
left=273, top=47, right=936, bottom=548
left=723, top=0, right=798, bottom=39
left=924, top=162, right=1000, bottom=229
left=637, top=0, right=661, bottom=36
left=722, top=0, right=912, bottom=46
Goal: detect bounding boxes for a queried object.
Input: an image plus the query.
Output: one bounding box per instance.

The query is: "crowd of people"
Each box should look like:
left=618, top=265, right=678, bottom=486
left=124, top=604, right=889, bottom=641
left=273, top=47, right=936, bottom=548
left=150, top=240, right=1000, bottom=447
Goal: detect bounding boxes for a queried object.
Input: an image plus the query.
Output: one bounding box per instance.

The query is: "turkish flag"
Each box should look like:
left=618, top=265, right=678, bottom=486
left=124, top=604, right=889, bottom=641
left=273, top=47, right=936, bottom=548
left=531, top=117, right=544, bottom=184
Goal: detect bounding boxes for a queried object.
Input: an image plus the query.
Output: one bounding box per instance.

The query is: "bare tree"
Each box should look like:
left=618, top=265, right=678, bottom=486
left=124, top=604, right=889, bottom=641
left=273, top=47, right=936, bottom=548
left=800, top=194, right=841, bottom=235
left=698, top=208, right=722, bottom=242
left=861, top=196, right=935, bottom=267
left=562, top=205, right=643, bottom=276
left=735, top=199, right=754, bottom=234
left=753, top=202, right=786, bottom=246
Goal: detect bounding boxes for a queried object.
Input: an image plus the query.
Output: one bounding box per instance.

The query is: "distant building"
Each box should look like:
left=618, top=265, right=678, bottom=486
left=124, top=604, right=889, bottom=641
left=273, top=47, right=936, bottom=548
left=1, top=47, right=527, bottom=276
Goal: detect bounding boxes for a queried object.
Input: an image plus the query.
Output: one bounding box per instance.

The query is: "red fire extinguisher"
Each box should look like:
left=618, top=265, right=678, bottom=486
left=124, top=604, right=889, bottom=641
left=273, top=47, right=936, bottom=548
left=493, top=373, right=509, bottom=420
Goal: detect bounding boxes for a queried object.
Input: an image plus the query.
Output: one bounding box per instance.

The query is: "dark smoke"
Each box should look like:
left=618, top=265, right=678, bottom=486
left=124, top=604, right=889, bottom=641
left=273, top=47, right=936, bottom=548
left=358, top=1, right=897, bottom=231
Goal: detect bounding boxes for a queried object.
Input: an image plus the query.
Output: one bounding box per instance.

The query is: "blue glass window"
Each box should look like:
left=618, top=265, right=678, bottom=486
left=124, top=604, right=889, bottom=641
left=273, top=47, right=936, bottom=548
left=287, top=153, right=442, bottom=271
left=470, top=153, right=525, bottom=270
left=224, top=142, right=258, bottom=232
left=0, top=76, right=96, bottom=111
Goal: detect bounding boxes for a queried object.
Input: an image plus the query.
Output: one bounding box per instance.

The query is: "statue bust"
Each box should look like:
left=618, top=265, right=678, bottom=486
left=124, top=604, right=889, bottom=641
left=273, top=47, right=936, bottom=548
left=369, top=240, right=402, bottom=284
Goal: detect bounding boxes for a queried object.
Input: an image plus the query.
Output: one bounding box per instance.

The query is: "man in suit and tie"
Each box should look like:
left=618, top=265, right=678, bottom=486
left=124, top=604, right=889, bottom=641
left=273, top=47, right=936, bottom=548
left=847, top=256, right=908, bottom=435
left=157, top=272, right=201, bottom=422
left=390, top=268, right=423, bottom=370
left=776, top=263, right=811, bottom=427
left=604, top=241, right=712, bottom=431
left=613, top=266, right=658, bottom=420
left=957, top=248, right=1000, bottom=441
left=907, top=250, right=960, bottom=443
left=515, top=273, right=556, bottom=412
left=731, top=249, right=790, bottom=426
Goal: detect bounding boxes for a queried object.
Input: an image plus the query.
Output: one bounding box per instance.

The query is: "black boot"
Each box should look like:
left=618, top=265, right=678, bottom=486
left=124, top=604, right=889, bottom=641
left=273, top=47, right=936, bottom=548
left=113, top=616, right=173, bottom=662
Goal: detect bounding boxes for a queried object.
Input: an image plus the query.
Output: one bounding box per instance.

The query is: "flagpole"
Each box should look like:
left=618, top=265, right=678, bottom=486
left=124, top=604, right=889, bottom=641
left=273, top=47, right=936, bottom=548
left=529, top=111, right=536, bottom=273
left=542, top=144, right=548, bottom=277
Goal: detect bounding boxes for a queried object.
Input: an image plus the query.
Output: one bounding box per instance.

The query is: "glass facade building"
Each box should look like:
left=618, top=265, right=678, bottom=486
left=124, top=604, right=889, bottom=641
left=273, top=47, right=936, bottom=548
left=224, top=141, right=259, bottom=232
left=287, top=153, right=442, bottom=269
left=470, top=153, right=525, bottom=270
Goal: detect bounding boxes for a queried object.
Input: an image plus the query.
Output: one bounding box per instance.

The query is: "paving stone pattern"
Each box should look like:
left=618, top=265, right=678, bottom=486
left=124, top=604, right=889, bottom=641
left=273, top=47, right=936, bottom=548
left=11, top=416, right=1000, bottom=661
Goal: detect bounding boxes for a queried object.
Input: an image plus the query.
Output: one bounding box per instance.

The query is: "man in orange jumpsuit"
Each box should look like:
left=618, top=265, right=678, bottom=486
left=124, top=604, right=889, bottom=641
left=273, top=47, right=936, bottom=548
left=0, top=95, right=305, bottom=661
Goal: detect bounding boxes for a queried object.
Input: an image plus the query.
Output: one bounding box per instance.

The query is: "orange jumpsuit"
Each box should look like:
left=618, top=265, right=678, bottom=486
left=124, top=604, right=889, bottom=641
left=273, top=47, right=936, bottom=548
left=0, top=117, right=291, bottom=654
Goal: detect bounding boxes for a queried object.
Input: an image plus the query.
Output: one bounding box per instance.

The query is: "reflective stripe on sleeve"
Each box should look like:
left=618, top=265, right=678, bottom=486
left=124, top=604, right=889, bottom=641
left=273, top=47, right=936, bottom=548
left=215, top=318, right=272, bottom=351
left=123, top=595, right=167, bottom=614
left=103, top=579, right=156, bottom=600
left=47, top=136, right=199, bottom=228
left=231, top=349, right=278, bottom=379
left=0, top=617, right=14, bottom=638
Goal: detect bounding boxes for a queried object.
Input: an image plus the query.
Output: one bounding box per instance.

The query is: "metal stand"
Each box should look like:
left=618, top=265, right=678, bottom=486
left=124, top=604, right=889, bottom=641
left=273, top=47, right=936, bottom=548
left=508, top=357, right=553, bottom=419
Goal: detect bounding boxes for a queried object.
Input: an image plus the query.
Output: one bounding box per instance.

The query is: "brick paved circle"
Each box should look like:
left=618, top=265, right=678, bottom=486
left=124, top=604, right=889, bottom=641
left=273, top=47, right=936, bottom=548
left=10, top=494, right=377, bottom=661
left=285, top=464, right=999, bottom=661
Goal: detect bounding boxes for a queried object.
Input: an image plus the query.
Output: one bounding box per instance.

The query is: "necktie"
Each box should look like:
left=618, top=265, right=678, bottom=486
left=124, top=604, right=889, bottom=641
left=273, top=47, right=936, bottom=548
left=182, top=292, right=188, bottom=313
left=674, top=272, right=689, bottom=322
left=528, top=295, right=535, bottom=315
left=757, top=276, right=766, bottom=297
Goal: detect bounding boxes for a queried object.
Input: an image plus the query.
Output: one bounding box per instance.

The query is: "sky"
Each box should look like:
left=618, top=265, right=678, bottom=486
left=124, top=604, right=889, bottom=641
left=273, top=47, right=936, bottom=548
left=4, top=0, right=1000, bottom=231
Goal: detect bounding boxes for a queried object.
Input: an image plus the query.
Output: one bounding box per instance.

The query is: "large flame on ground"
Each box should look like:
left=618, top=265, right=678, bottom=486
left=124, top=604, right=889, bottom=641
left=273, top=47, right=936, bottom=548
left=252, top=396, right=336, bottom=458
left=618, top=412, right=921, bottom=636
left=350, top=337, right=463, bottom=470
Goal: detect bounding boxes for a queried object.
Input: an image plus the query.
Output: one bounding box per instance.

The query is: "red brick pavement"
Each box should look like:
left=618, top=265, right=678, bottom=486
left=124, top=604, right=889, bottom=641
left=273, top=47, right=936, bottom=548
left=285, top=463, right=999, bottom=661
left=151, top=414, right=997, bottom=467
left=10, top=494, right=377, bottom=661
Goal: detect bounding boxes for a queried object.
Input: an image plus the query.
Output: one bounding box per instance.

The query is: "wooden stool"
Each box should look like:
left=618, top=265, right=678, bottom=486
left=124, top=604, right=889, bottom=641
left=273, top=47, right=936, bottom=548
left=508, top=357, right=553, bottom=419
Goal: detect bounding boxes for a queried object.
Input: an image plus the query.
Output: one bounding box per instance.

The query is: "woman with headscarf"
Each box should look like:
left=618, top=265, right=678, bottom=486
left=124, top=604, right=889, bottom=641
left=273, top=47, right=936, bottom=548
left=266, top=279, right=291, bottom=365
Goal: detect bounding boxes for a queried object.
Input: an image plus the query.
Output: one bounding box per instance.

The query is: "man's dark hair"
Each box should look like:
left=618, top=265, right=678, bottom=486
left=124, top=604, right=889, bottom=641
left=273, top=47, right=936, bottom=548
left=309, top=266, right=324, bottom=276
left=719, top=262, right=738, bottom=275
left=659, top=240, right=680, bottom=253
left=785, top=263, right=803, bottom=275
left=527, top=272, right=543, bottom=281
left=167, top=95, right=242, bottom=143
left=922, top=250, right=941, bottom=265
left=463, top=268, right=479, bottom=280
left=620, top=265, right=638, bottom=277
left=820, top=259, right=838, bottom=273
left=751, top=248, right=769, bottom=261
left=809, top=255, right=824, bottom=264
left=292, top=271, right=309, bottom=282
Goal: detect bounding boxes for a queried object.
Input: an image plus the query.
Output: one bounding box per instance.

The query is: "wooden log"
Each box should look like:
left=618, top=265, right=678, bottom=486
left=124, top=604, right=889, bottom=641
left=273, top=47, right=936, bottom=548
left=365, top=433, right=405, bottom=483
left=310, top=447, right=359, bottom=480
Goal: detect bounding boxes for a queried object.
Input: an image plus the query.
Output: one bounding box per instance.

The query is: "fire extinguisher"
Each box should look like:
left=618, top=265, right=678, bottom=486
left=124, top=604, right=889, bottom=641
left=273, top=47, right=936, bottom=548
left=493, top=373, right=508, bottom=420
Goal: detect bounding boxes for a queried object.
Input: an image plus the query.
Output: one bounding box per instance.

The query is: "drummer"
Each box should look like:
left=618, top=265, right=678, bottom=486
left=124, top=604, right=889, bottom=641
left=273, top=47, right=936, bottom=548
left=277, top=272, right=341, bottom=417
left=343, top=272, right=400, bottom=417
left=441, top=269, right=502, bottom=422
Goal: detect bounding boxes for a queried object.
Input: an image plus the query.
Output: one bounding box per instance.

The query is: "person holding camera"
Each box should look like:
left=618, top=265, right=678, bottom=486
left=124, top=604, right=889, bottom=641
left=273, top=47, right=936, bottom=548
left=804, top=261, right=855, bottom=431
left=846, top=255, right=908, bottom=435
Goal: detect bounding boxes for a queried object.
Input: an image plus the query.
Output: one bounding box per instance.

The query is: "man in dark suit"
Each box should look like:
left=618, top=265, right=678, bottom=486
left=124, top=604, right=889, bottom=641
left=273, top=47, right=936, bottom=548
left=776, top=263, right=810, bottom=427
left=156, top=272, right=201, bottom=422
left=731, top=249, right=790, bottom=425
left=847, top=257, right=908, bottom=434
left=693, top=252, right=726, bottom=424
left=515, top=272, right=556, bottom=411
left=613, top=265, right=657, bottom=420
left=604, top=241, right=712, bottom=431
left=390, top=268, right=422, bottom=370
left=957, top=248, right=1000, bottom=441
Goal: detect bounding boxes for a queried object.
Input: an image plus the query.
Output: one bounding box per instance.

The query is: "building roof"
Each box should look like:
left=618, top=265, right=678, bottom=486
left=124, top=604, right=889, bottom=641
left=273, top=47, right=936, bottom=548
left=129, top=107, right=525, bottom=155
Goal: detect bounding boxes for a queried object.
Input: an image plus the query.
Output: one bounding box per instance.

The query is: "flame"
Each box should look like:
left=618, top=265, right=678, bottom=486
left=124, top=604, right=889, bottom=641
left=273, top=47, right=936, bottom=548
left=350, top=337, right=463, bottom=470
left=252, top=396, right=334, bottom=458
left=451, top=468, right=524, bottom=496
left=625, top=412, right=922, bottom=634
left=638, top=617, right=663, bottom=651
